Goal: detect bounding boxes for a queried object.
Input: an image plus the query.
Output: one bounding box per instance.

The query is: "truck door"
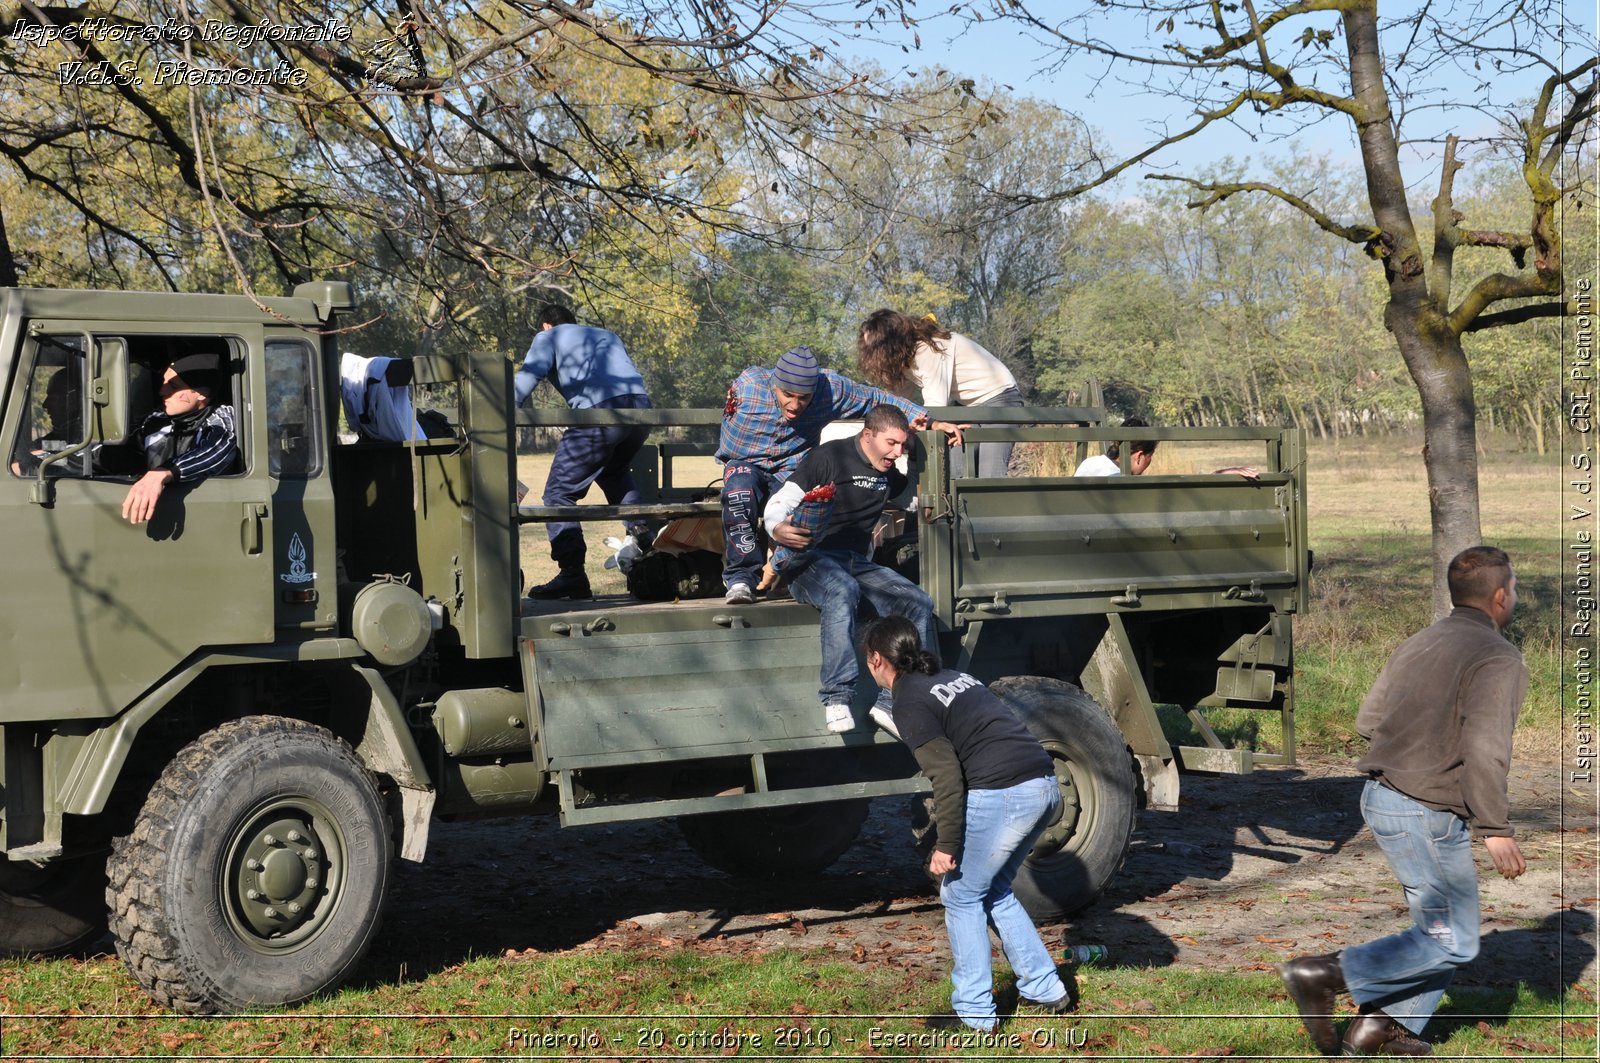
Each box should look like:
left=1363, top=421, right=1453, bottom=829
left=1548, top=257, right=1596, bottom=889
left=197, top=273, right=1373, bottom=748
left=262, top=334, right=337, bottom=637
left=1, top=326, right=276, bottom=723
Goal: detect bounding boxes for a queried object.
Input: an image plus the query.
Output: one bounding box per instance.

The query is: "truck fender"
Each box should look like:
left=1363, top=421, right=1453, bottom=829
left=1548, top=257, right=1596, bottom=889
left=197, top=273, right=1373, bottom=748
left=58, top=651, right=435, bottom=864
left=346, top=665, right=435, bottom=864
left=1134, top=753, right=1180, bottom=811
left=1083, top=614, right=1181, bottom=811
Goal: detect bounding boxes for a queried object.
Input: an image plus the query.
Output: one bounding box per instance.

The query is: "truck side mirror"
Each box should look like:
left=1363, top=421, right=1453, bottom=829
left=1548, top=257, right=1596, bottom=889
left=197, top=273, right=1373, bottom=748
left=89, top=337, right=130, bottom=444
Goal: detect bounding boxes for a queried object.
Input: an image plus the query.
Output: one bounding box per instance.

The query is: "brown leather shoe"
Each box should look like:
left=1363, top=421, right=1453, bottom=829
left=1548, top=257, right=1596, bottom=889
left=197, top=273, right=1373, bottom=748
left=1278, top=953, right=1345, bottom=1055
left=1341, top=1011, right=1433, bottom=1056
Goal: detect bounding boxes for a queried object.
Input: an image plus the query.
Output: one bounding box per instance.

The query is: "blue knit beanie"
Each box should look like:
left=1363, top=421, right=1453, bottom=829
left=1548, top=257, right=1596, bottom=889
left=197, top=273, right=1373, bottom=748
left=773, top=346, right=820, bottom=394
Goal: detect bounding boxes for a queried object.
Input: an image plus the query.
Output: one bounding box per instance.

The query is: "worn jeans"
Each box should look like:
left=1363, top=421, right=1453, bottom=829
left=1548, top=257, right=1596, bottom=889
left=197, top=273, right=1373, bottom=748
left=940, top=774, right=1066, bottom=1031
left=786, top=549, right=936, bottom=706
left=1340, top=779, right=1481, bottom=1035
left=720, top=462, right=782, bottom=590
left=542, top=395, right=652, bottom=567
left=950, top=385, right=1024, bottom=479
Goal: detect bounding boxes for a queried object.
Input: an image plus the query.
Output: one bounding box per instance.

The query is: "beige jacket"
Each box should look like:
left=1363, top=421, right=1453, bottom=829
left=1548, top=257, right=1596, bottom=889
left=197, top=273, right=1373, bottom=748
left=907, top=333, right=1017, bottom=407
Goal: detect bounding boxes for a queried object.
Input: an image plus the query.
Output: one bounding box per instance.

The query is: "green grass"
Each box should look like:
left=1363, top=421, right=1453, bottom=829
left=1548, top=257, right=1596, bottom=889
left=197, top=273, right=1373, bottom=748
left=1, top=950, right=1590, bottom=1058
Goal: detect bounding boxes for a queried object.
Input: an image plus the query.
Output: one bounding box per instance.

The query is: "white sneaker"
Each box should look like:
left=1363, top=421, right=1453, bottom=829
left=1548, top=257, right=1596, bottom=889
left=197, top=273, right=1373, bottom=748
left=823, top=703, right=855, bottom=733
left=868, top=705, right=900, bottom=739
left=724, top=582, right=755, bottom=605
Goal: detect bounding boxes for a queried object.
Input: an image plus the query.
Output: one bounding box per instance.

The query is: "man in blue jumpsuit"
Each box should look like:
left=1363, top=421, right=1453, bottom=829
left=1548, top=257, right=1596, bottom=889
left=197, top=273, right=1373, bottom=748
left=515, top=305, right=653, bottom=600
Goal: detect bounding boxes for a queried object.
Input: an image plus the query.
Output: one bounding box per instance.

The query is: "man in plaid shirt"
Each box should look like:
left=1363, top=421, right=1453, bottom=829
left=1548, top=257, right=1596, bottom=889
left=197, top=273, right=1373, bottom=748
left=716, top=346, right=960, bottom=605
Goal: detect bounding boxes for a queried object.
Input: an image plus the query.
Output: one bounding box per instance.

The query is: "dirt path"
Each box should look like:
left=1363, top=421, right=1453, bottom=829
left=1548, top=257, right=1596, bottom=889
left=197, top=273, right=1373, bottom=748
left=376, top=755, right=1596, bottom=1002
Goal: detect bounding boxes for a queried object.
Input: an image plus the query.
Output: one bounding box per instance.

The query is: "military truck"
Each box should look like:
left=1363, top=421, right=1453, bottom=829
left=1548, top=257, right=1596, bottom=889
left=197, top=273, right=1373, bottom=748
left=0, top=282, right=1309, bottom=1013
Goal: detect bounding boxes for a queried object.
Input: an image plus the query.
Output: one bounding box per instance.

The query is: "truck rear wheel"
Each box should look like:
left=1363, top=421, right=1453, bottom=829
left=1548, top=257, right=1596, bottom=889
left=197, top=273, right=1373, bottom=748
left=992, top=677, right=1137, bottom=922
left=678, top=799, right=870, bottom=877
left=0, top=855, right=107, bottom=957
left=106, top=717, right=392, bottom=1013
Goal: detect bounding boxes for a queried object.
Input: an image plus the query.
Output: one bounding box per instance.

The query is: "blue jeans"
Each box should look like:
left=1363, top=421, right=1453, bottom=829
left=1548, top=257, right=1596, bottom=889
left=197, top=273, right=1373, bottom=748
left=543, top=395, right=652, bottom=566
left=950, top=385, right=1024, bottom=479
left=940, top=775, right=1066, bottom=1031
left=786, top=549, right=936, bottom=706
left=1340, top=779, right=1481, bottom=1035
left=720, top=462, right=781, bottom=589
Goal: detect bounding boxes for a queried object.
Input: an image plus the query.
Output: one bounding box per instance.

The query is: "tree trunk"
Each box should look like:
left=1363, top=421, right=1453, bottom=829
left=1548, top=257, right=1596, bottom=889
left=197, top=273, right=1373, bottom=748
left=1523, top=398, right=1547, bottom=456
left=1310, top=402, right=1328, bottom=441
left=1392, top=317, right=1484, bottom=617
left=0, top=207, right=18, bottom=288
left=1344, top=2, right=1483, bottom=617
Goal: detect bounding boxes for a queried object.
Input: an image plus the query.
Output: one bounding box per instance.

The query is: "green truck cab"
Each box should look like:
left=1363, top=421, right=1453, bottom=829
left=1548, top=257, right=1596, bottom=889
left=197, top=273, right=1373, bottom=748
left=0, top=282, right=1309, bottom=1013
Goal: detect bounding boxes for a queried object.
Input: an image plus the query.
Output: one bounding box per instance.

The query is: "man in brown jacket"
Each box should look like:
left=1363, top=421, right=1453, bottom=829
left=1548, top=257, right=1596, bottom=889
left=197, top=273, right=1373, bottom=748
left=1280, top=545, right=1528, bottom=1057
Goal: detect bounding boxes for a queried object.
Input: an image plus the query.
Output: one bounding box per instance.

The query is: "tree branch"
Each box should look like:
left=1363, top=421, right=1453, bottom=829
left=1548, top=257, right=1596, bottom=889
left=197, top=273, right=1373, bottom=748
left=1448, top=268, right=1563, bottom=336
left=1463, top=300, right=1575, bottom=332
left=1532, top=61, right=1598, bottom=174
left=1146, top=173, right=1381, bottom=246
left=0, top=148, right=179, bottom=289
left=1456, top=229, right=1532, bottom=266
left=1448, top=61, right=1594, bottom=335
left=1427, top=134, right=1463, bottom=316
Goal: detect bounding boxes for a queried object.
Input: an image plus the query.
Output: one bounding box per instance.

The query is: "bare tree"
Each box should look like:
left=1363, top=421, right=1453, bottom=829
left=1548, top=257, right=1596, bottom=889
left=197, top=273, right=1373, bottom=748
left=0, top=1, right=991, bottom=327
left=988, top=0, right=1596, bottom=614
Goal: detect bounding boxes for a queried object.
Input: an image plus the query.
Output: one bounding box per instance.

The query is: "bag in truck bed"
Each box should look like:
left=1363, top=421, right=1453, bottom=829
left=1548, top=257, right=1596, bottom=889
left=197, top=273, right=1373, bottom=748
left=626, top=549, right=725, bottom=601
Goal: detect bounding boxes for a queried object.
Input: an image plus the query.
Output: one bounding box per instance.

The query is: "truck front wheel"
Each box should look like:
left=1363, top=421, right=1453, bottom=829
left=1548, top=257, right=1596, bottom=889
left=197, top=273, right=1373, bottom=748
left=106, top=717, right=392, bottom=1013
left=0, top=855, right=106, bottom=957
left=991, top=677, right=1137, bottom=922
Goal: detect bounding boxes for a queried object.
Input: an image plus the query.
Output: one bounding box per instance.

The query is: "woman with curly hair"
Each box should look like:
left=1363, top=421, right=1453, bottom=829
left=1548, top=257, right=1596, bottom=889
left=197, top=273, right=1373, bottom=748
left=856, top=309, right=1023, bottom=477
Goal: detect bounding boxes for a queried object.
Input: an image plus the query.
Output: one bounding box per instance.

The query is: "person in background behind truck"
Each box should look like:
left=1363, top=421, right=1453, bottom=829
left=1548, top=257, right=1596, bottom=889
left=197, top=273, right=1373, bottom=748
left=1074, top=417, right=1258, bottom=479
left=1280, top=546, right=1528, bottom=1058
left=121, top=353, right=238, bottom=525
left=717, top=345, right=962, bottom=606
left=860, top=614, right=1073, bottom=1033
left=514, top=304, right=654, bottom=601
left=1073, top=417, right=1157, bottom=477
left=856, top=309, right=1023, bottom=478
left=763, top=405, right=938, bottom=734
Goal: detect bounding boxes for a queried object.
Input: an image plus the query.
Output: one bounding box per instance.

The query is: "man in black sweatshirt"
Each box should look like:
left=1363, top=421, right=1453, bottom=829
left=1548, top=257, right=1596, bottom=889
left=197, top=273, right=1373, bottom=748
left=763, top=404, right=936, bottom=735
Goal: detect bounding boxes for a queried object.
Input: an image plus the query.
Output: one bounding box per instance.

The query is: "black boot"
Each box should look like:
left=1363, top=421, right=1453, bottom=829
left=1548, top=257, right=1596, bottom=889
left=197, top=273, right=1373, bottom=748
left=529, top=566, right=591, bottom=600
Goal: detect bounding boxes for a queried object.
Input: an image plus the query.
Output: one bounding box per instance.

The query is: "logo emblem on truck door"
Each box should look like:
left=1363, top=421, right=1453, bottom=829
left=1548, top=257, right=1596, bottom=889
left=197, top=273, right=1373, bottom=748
left=280, top=532, right=317, bottom=584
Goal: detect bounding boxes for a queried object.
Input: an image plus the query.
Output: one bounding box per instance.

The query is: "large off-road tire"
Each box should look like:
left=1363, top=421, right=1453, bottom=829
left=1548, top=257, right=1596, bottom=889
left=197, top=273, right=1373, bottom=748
left=991, top=677, right=1137, bottom=922
left=106, top=717, right=392, bottom=1014
left=679, top=798, right=870, bottom=877
left=0, top=854, right=107, bottom=957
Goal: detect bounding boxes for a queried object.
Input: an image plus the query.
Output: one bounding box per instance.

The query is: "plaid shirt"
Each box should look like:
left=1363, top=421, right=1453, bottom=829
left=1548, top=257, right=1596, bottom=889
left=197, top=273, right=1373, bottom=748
left=715, top=367, right=925, bottom=478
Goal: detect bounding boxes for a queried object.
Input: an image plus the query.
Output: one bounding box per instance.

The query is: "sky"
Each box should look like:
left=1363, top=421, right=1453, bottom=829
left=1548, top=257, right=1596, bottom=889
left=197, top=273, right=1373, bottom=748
left=836, top=2, right=1600, bottom=188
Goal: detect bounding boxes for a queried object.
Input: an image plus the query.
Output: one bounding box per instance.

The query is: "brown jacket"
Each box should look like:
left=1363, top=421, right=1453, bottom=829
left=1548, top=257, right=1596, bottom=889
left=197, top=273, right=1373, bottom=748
left=1356, top=606, right=1527, bottom=838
